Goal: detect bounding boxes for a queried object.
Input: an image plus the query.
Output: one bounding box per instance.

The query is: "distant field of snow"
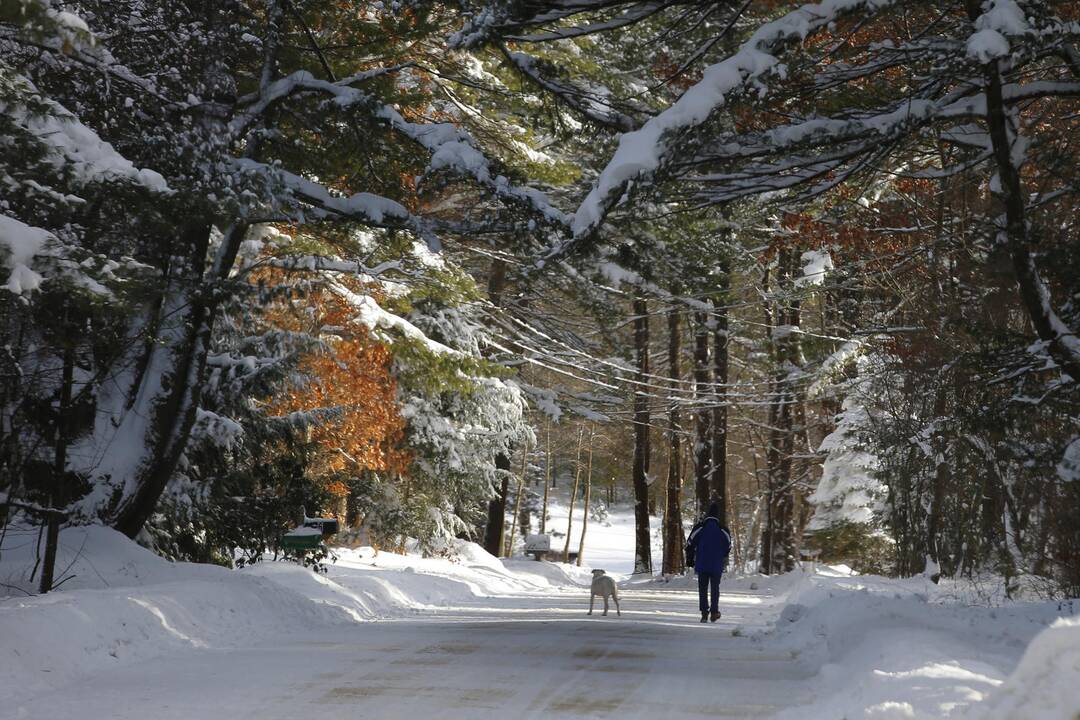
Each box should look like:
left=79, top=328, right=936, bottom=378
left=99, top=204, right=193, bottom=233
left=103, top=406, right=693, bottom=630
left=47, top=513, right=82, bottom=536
left=527, top=496, right=662, bottom=575
left=1, top=508, right=1077, bottom=719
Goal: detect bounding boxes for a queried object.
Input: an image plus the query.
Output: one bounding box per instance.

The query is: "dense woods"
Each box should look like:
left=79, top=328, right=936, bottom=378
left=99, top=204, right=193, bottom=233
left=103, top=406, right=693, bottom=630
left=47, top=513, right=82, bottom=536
left=2, top=0, right=1078, bottom=598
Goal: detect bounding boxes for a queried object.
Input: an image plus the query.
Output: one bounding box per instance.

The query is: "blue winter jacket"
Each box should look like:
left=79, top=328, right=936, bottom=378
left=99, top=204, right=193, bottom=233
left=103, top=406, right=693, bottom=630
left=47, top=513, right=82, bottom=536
left=690, top=517, right=731, bottom=575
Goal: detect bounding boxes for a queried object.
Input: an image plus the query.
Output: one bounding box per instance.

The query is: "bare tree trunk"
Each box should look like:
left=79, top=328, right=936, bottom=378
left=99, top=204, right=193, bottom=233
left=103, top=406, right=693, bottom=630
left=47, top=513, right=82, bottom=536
left=711, top=263, right=730, bottom=525
left=506, top=443, right=529, bottom=557
left=763, top=393, right=782, bottom=574
left=483, top=259, right=510, bottom=556
left=106, top=221, right=217, bottom=537
left=774, top=386, right=796, bottom=573
left=40, top=339, right=74, bottom=594
left=777, top=251, right=801, bottom=573
left=519, top=488, right=531, bottom=537
left=761, top=264, right=778, bottom=574
left=692, top=311, right=712, bottom=517
left=761, top=254, right=800, bottom=575
left=631, top=296, right=653, bottom=574
left=663, top=300, right=686, bottom=575
left=564, top=426, right=584, bottom=562
left=484, top=453, right=511, bottom=556
left=926, top=379, right=951, bottom=580
left=541, top=423, right=552, bottom=535
left=577, top=426, right=594, bottom=566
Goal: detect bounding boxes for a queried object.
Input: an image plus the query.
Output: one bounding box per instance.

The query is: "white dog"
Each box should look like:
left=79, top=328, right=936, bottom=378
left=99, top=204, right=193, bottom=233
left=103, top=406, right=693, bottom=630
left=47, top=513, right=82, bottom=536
left=588, top=569, right=620, bottom=616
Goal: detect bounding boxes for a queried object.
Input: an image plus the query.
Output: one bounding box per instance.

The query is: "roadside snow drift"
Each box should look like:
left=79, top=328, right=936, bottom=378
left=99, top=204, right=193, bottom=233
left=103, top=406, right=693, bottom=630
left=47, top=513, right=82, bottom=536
left=1, top=516, right=1076, bottom=719
left=0, top=525, right=580, bottom=704
left=977, top=616, right=1080, bottom=720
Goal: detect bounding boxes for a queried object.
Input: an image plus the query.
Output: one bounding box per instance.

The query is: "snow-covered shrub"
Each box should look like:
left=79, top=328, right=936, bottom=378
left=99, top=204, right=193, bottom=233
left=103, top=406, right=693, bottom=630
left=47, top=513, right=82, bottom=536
left=805, top=522, right=893, bottom=576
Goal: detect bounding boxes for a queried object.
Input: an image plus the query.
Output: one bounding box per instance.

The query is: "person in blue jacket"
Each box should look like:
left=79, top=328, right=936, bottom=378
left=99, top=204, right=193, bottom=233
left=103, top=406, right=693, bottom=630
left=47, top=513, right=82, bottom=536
left=685, top=502, right=732, bottom=623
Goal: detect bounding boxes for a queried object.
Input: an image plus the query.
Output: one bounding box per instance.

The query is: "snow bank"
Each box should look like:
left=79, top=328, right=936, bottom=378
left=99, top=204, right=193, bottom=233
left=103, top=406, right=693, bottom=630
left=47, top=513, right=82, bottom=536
left=0, top=526, right=564, bottom=706
left=977, top=616, right=1080, bottom=720
left=326, top=541, right=564, bottom=603
left=4, top=521, right=1073, bottom=718
left=501, top=558, right=593, bottom=588
left=0, top=528, right=367, bottom=701
left=0, top=549, right=375, bottom=702
left=763, top=568, right=1073, bottom=719
left=0, top=524, right=218, bottom=593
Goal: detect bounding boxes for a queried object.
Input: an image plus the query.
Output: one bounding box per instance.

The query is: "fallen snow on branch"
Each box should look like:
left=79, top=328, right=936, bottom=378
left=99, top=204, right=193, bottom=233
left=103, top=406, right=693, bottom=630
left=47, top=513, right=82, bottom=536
left=233, top=71, right=566, bottom=226
left=795, top=248, right=834, bottom=288
left=3, top=77, right=170, bottom=193
left=0, top=214, right=53, bottom=294
left=570, top=0, right=895, bottom=240
left=329, top=281, right=460, bottom=356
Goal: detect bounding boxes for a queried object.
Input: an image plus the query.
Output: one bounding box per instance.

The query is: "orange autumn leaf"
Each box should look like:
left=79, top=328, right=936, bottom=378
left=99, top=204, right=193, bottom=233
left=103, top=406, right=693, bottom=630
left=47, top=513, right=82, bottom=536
left=263, top=277, right=411, bottom=487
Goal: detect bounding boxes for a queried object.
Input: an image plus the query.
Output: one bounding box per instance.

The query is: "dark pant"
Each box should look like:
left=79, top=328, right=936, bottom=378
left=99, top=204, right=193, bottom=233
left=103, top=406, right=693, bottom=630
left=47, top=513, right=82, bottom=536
left=698, top=572, right=720, bottom=614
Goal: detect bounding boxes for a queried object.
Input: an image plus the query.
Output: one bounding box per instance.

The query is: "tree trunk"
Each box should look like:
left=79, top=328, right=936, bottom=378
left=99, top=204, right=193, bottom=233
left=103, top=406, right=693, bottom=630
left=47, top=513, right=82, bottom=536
left=778, top=252, right=801, bottom=573
left=506, top=443, right=529, bottom=557
left=774, top=385, right=796, bottom=573
left=663, top=300, right=685, bottom=575
left=62, top=220, right=253, bottom=538
left=761, top=264, right=778, bottom=575
left=692, top=311, right=712, bottom=517
left=631, top=296, right=653, bottom=574
left=564, top=426, right=584, bottom=562
left=926, top=380, right=950, bottom=580
left=484, top=452, right=512, bottom=556
left=764, top=374, right=796, bottom=575
left=969, top=5, right=1080, bottom=380
left=761, top=253, right=800, bottom=574
left=577, top=426, right=594, bottom=566
left=541, top=423, right=552, bottom=534
left=519, top=487, right=531, bottom=537
left=40, top=340, right=74, bottom=594
left=68, top=221, right=214, bottom=537
left=482, top=258, right=511, bottom=556
left=112, top=295, right=209, bottom=536
left=711, top=263, right=730, bottom=525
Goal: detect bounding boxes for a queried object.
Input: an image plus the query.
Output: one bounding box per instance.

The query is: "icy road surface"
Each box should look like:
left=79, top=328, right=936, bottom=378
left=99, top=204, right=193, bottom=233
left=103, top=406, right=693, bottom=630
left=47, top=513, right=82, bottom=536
left=26, top=585, right=811, bottom=719
left=4, top=519, right=1069, bottom=719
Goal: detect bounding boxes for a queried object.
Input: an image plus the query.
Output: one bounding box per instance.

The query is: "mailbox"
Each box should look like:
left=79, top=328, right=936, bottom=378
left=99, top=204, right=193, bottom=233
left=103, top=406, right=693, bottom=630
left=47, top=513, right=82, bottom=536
left=524, top=533, right=551, bottom=560
left=280, top=525, right=323, bottom=550
left=304, top=517, right=339, bottom=536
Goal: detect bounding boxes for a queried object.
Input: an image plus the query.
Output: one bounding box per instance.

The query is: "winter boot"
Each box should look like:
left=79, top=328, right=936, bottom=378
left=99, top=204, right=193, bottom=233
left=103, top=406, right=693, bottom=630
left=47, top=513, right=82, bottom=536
left=710, top=611, right=721, bottom=622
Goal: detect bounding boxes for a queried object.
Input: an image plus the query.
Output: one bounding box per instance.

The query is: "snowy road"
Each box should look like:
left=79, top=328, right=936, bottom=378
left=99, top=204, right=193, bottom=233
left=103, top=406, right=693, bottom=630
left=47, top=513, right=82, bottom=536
left=23, top=584, right=814, bottom=720
left=5, top=528, right=1063, bottom=719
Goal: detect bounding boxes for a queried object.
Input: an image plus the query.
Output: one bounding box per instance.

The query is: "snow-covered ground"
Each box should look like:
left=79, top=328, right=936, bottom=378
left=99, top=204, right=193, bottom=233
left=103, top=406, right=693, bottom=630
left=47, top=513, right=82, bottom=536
left=526, top=495, right=663, bottom=575
left=1, top=506, right=1076, bottom=719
